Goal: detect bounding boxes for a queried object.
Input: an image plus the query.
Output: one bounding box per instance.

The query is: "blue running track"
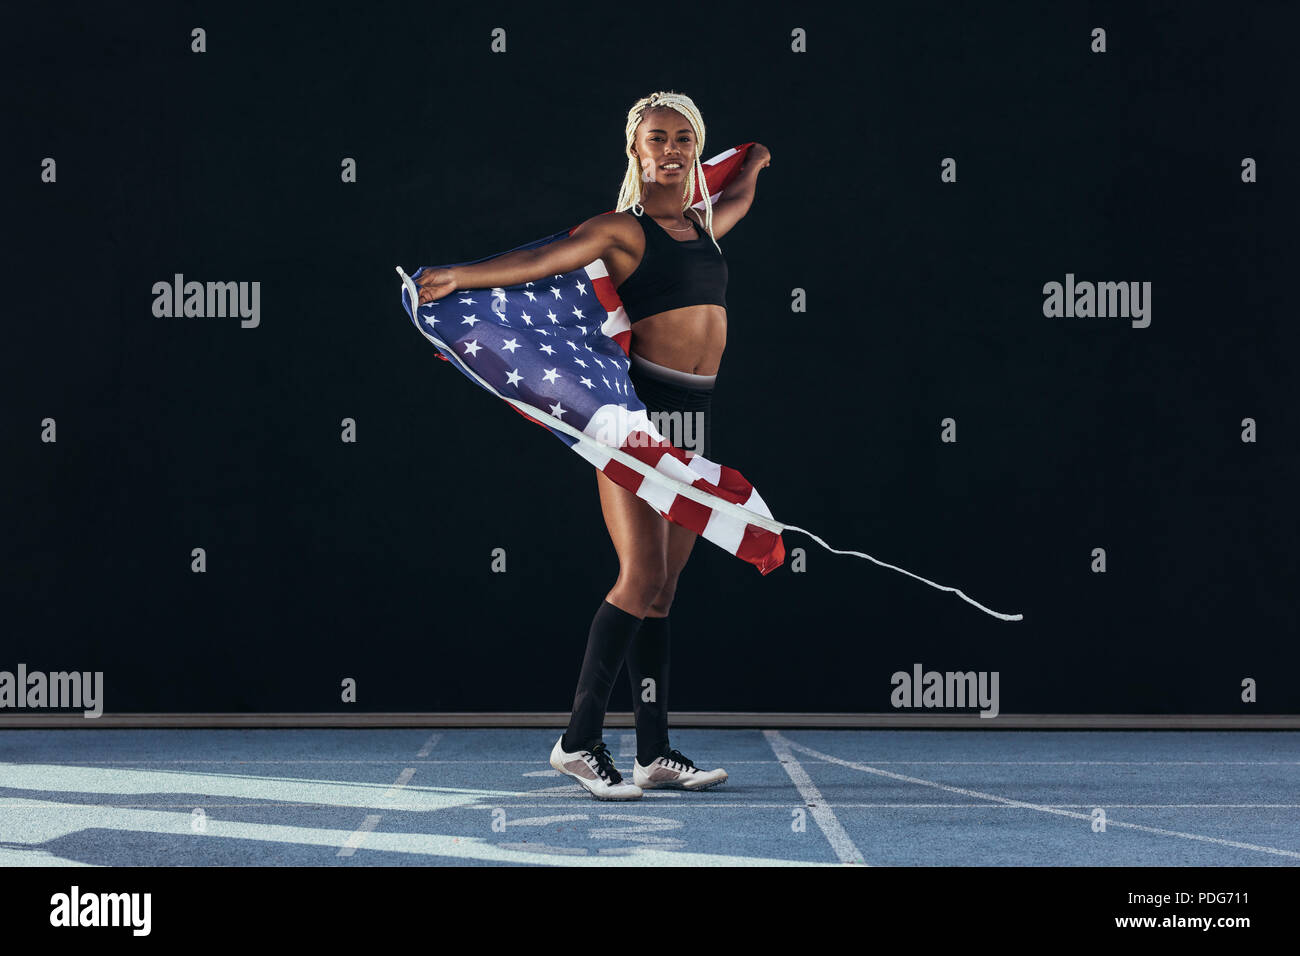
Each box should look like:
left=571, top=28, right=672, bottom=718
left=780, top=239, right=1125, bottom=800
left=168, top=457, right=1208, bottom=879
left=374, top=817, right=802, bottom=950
left=1, top=729, right=1297, bottom=866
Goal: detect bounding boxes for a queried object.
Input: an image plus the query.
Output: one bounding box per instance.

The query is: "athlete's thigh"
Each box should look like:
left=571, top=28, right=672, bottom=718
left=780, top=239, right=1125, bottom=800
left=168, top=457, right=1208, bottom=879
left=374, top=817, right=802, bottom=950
left=596, top=468, right=667, bottom=571
left=663, top=518, right=699, bottom=580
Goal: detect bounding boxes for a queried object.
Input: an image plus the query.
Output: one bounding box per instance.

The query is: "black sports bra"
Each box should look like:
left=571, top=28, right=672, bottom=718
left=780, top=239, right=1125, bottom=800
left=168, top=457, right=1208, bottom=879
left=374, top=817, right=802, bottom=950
left=614, top=208, right=728, bottom=322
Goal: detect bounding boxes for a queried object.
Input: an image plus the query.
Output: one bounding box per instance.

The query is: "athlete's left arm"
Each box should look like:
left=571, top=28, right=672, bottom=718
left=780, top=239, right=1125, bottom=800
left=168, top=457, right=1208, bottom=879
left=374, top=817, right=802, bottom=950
left=702, top=144, right=771, bottom=240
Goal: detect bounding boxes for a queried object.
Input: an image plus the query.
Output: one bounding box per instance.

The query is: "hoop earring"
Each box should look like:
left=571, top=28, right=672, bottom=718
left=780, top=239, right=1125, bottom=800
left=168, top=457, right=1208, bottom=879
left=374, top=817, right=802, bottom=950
left=632, top=200, right=644, bottom=216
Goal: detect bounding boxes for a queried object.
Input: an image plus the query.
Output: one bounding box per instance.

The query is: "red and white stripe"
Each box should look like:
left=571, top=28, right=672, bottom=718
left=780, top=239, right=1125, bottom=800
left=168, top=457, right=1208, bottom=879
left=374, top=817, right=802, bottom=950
left=573, top=401, right=786, bottom=575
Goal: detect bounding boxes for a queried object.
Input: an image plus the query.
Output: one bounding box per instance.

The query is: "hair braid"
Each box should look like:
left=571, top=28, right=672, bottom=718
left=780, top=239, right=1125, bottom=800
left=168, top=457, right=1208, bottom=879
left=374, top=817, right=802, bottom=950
left=615, top=90, right=722, bottom=254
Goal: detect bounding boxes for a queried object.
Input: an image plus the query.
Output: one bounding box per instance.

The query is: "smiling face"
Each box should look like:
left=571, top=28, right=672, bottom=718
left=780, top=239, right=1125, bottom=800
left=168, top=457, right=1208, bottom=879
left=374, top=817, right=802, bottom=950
left=631, top=107, right=697, bottom=186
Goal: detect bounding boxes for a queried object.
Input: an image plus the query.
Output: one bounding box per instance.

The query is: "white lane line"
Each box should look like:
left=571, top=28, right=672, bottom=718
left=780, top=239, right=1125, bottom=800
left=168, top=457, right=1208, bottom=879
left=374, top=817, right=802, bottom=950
left=786, top=739, right=1300, bottom=861
left=502, top=814, right=591, bottom=827
left=802, top=760, right=1300, bottom=766
left=12, top=801, right=1299, bottom=811
left=0, top=759, right=785, bottom=765
left=462, top=802, right=1300, bottom=812
left=522, top=784, right=682, bottom=798
left=340, top=763, right=418, bottom=859
left=497, top=842, right=589, bottom=856
left=15, top=764, right=1294, bottom=770
left=2, top=795, right=824, bottom=867
left=764, top=731, right=865, bottom=865
left=416, top=734, right=442, bottom=758
left=336, top=814, right=382, bottom=857
left=381, top=768, right=417, bottom=801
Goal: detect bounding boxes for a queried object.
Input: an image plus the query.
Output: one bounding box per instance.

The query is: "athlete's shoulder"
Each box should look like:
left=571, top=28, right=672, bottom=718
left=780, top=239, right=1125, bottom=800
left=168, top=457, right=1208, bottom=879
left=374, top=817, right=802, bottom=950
left=593, top=209, right=640, bottom=230
left=572, top=210, right=641, bottom=253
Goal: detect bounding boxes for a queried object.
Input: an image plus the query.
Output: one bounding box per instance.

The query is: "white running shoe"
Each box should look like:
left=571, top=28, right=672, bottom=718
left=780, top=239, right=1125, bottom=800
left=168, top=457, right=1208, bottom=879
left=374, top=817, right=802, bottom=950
left=633, top=748, right=728, bottom=791
left=549, top=736, right=643, bottom=801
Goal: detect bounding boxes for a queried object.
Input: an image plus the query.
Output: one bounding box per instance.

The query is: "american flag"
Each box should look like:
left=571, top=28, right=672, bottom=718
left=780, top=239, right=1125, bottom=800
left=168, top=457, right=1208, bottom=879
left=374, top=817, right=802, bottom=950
left=396, top=142, right=786, bottom=575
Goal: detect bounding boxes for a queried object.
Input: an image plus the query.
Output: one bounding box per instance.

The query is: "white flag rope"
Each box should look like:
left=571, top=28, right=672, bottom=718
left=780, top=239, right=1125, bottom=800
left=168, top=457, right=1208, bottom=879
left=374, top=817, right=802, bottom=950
left=397, top=267, right=1022, bottom=623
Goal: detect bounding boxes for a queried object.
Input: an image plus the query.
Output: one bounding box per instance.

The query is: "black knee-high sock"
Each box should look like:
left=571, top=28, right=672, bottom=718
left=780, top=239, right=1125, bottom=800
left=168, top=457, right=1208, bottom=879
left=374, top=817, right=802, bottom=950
left=626, top=614, right=671, bottom=765
left=562, top=599, right=644, bottom=753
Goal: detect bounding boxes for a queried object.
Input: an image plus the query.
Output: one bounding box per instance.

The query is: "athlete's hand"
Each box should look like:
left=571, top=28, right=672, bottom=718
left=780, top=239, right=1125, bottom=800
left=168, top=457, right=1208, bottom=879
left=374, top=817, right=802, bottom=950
left=416, top=267, right=457, bottom=304
left=747, top=143, right=771, bottom=171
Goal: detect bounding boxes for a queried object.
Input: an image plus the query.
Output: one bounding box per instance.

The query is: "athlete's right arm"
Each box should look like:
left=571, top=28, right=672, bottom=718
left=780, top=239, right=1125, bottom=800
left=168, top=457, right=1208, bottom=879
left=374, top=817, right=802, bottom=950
left=416, top=214, right=625, bottom=304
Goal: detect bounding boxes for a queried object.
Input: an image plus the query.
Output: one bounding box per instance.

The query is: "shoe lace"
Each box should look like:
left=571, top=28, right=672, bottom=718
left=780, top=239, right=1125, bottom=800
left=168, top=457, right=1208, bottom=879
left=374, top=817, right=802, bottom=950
left=587, top=742, right=623, bottom=784
left=662, top=748, right=697, bottom=773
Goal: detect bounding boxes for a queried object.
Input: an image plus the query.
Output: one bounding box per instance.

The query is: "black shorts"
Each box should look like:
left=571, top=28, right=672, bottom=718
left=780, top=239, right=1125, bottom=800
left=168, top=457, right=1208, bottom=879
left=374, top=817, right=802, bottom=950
left=627, top=359, right=714, bottom=460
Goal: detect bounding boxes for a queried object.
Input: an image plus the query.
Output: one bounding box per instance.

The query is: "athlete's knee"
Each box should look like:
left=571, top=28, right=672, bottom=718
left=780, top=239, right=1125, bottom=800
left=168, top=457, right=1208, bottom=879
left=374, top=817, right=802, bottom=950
left=646, top=593, right=674, bottom=617
left=647, top=574, right=681, bottom=616
left=612, top=563, right=669, bottom=614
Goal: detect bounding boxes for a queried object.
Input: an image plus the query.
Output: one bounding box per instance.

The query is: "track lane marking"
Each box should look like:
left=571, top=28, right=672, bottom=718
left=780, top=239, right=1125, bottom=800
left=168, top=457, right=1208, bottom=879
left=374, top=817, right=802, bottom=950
left=764, top=731, right=866, bottom=865
left=784, top=737, right=1300, bottom=860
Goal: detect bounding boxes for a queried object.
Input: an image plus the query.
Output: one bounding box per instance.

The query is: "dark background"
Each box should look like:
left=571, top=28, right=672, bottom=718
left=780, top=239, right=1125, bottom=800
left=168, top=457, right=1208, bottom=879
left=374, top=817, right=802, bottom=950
left=3, top=1, right=1296, bottom=715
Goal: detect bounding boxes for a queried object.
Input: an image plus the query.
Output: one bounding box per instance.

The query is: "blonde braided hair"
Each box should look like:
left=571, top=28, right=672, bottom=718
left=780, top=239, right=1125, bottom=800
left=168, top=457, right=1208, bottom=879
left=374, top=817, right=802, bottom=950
left=615, top=90, right=722, bottom=254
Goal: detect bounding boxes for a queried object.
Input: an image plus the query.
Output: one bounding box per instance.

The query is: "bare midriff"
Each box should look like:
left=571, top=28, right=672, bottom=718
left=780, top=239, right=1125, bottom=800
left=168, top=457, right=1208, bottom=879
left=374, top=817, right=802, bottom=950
left=627, top=305, right=727, bottom=376
left=605, top=211, right=728, bottom=376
